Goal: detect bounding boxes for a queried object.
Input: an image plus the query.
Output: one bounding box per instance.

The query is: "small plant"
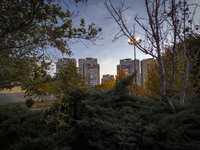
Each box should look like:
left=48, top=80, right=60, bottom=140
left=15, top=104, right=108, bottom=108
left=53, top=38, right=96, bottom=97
left=25, top=98, right=35, bottom=108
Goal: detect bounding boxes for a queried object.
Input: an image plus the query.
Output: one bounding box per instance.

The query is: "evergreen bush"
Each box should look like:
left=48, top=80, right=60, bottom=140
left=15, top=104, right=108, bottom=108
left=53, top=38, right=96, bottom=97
left=25, top=98, right=34, bottom=108
left=0, top=74, right=199, bottom=150
left=0, top=105, right=54, bottom=150
left=51, top=74, right=199, bottom=150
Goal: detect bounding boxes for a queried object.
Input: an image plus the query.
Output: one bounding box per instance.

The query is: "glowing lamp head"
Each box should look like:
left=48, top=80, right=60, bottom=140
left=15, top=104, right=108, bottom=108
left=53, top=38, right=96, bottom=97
left=135, top=37, right=141, bottom=43
left=127, top=39, right=131, bottom=44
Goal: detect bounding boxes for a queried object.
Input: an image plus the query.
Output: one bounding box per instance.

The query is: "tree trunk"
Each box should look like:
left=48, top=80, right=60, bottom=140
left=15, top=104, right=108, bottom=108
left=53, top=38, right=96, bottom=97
left=159, top=57, right=176, bottom=113
left=180, top=64, right=190, bottom=104
left=163, top=94, right=176, bottom=114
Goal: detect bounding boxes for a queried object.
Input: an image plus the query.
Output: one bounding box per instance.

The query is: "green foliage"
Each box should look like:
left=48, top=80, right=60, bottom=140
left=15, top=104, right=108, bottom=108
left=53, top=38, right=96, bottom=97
left=184, top=35, right=200, bottom=95
left=0, top=76, right=199, bottom=149
left=45, top=95, right=72, bottom=135
left=186, top=94, right=200, bottom=105
left=25, top=62, right=88, bottom=97
left=110, top=73, right=136, bottom=96
left=58, top=63, right=88, bottom=94
left=0, top=0, right=101, bottom=92
left=170, top=34, right=200, bottom=98
left=55, top=76, right=199, bottom=150
left=0, top=105, right=53, bottom=150
left=25, top=98, right=35, bottom=108
left=144, top=105, right=200, bottom=150
left=145, top=34, right=200, bottom=99
left=45, top=87, right=89, bottom=127
left=144, top=60, right=161, bottom=95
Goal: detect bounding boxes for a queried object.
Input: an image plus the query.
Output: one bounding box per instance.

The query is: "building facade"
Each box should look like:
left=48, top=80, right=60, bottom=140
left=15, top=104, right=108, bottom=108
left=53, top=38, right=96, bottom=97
left=117, top=58, right=141, bottom=85
left=141, top=58, right=152, bottom=87
left=78, top=58, right=100, bottom=87
left=56, top=58, right=76, bottom=74
left=101, top=74, right=114, bottom=84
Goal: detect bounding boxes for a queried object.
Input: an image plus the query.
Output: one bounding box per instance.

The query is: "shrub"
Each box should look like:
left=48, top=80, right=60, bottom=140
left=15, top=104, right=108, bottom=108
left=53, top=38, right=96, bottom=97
left=0, top=105, right=53, bottom=150
left=1, top=74, right=199, bottom=150
left=47, top=74, right=200, bottom=150
left=25, top=98, right=34, bottom=108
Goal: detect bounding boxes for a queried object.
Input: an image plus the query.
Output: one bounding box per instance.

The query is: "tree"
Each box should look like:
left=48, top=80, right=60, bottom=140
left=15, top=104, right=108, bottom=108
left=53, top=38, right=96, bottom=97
left=57, top=63, right=87, bottom=94
left=94, top=78, right=115, bottom=90
left=105, top=0, right=199, bottom=112
left=116, top=69, right=127, bottom=83
left=116, top=69, right=148, bottom=97
left=175, top=35, right=200, bottom=98
left=0, top=0, right=102, bottom=90
left=145, top=36, right=200, bottom=99
left=187, top=36, right=200, bottom=95
left=173, top=0, right=200, bottom=104
left=20, top=59, right=53, bottom=97
left=144, top=60, right=160, bottom=95
left=25, top=62, right=89, bottom=97
left=21, top=61, right=88, bottom=98
left=145, top=50, right=179, bottom=97
left=105, top=0, right=177, bottom=113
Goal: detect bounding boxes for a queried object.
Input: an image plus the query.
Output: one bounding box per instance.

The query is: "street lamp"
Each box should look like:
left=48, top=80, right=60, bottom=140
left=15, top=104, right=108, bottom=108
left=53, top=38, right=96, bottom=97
left=127, top=37, right=142, bottom=96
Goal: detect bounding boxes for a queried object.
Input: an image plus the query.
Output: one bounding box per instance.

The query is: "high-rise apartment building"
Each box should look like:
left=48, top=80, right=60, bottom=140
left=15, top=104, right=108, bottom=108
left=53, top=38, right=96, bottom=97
left=101, top=74, right=114, bottom=84
left=117, top=58, right=141, bottom=85
left=141, top=58, right=152, bottom=87
left=56, top=58, right=76, bottom=74
left=78, top=58, right=100, bottom=87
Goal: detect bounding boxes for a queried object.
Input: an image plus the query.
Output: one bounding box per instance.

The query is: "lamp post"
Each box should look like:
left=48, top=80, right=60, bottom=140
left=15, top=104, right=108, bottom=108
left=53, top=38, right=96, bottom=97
left=128, top=37, right=141, bottom=96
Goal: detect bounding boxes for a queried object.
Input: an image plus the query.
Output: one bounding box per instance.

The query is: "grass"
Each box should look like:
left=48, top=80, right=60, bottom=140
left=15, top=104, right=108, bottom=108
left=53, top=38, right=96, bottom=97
left=30, top=100, right=55, bottom=110
left=0, top=100, right=55, bottom=110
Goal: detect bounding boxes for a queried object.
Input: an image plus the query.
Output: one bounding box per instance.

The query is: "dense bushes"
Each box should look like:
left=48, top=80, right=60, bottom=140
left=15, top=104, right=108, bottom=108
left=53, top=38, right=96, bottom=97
left=25, top=98, right=35, bottom=108
left=0, top=105, right=53, bottom=150
left=44, top=75, right=200, bottom=150
left=0, top=75, right=199, bottom=149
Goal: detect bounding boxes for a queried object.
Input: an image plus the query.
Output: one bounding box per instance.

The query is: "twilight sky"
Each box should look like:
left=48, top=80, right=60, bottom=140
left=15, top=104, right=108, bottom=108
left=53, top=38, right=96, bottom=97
left=52, top=0, right=200, bottom=79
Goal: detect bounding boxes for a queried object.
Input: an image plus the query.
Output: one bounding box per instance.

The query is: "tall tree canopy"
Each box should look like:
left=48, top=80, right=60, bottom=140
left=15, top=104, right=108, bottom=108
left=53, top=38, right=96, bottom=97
left=105, top=0, right=199, bottom=112
left=0, top=0, right=102, bottom=90
left=144, top=35, right=200, bottom=99
left=94, top=78, right=115, bottom=90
